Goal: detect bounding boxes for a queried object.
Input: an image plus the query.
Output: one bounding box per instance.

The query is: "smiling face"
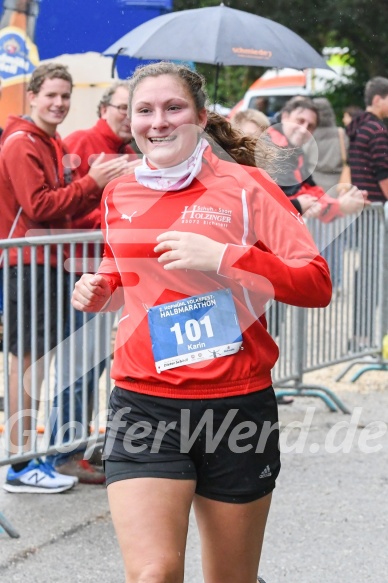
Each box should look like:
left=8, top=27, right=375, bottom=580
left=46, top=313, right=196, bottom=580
left=130, top=74, right=207, bottom=169
left=281, top=106, right=318, bottom=147
left=28, top=77, right=71, bottom=136
left=100, top=85, right=133, bottom=143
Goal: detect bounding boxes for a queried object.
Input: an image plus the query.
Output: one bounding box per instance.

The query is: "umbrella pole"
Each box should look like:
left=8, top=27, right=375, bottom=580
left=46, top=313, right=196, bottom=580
left=213, top=63, right=221, bottom=108
left=111, top=48, right=125, bottom=78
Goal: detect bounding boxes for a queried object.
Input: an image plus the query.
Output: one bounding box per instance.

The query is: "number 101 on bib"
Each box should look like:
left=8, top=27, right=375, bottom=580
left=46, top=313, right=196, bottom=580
left=148, top=289, right=243, bottom=372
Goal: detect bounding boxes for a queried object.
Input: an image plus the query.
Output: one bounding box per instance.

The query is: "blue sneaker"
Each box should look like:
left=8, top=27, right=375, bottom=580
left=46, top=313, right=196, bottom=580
left=3, top=458, right=76, bottom=493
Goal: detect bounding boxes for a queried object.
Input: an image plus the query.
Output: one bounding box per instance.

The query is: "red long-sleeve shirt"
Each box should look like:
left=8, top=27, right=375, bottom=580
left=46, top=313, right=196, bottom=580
left=97, top=146, right=332, bottom=399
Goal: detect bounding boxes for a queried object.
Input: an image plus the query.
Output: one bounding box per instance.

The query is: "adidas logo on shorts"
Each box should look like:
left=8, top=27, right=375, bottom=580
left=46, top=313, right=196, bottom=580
left=259, top=465, right=272, bottom=479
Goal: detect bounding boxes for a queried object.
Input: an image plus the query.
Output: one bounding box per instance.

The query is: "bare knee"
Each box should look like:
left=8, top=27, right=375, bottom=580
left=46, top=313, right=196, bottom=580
left=127, top=560, right=183, bottom=583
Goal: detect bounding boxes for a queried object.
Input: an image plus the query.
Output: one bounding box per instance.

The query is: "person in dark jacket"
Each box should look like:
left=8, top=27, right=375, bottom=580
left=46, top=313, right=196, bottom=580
left=347, top=76, right=388, bottom=203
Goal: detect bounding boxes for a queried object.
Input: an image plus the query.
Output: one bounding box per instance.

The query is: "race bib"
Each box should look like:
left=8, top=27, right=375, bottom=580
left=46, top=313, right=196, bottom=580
left=148, top=289, right=243, bottom=373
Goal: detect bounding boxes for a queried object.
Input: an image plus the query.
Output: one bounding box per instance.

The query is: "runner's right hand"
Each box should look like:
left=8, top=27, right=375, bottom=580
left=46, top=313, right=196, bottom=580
left=72, top=273, right=112, bottom=312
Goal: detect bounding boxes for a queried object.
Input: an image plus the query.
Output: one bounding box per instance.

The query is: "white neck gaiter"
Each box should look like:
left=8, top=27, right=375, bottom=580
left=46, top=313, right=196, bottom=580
left=134, top=138, right=209, bottom=191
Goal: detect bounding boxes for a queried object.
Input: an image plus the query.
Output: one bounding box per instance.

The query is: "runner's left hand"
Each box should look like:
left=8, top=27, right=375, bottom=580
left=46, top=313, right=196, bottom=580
left=155, top=231, right=226, bottom=271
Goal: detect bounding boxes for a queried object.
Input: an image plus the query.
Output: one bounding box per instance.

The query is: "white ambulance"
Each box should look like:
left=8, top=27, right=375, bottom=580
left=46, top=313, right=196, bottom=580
left=229, top=49, right=353, bottom=119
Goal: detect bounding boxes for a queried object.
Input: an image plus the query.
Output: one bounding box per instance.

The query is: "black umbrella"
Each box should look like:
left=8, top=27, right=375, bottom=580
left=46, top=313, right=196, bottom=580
left=104, top=4, right=330, bottom=103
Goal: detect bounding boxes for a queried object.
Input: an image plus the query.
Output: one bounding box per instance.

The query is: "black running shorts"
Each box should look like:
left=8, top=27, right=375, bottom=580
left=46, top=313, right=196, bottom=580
left=104, top=385, right=280, bottom=504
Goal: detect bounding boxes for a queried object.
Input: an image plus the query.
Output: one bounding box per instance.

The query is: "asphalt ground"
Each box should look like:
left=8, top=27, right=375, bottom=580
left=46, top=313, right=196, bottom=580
left=0, top=365, right=387, bottom=583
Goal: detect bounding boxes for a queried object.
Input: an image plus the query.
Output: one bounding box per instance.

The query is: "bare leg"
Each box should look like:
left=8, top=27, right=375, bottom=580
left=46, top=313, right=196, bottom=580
left=8, top=353, right=44, bottom=455
left=107, top=477, right=196, bottom=583
left=193, top=492, right=272, bottom=583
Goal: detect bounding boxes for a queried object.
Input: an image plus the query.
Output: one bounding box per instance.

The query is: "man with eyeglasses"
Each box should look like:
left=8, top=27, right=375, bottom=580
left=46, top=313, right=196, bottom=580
left=66, top=81, right=137, bottom=172
left=47, top=81, right=140, bottom=484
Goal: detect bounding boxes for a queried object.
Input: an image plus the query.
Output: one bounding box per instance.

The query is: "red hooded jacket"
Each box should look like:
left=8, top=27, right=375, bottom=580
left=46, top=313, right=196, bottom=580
left=0, top=116, right=101, bottom=266
left=63, top=118, right=138, bottom=271
left=64, top=118, right=138, bottom=231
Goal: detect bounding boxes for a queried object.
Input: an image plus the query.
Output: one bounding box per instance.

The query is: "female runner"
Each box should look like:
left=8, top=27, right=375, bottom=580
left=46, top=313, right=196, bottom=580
left=72, top=62, right=332, bottom=583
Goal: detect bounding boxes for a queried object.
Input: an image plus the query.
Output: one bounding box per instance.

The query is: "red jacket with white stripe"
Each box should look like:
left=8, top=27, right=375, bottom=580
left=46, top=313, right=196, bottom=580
left=98, top=146, right=332, bottom=399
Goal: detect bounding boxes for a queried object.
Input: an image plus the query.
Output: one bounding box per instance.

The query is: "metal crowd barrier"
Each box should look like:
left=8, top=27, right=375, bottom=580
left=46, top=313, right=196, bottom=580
left=272, top=203, right=387, bottom=409
left=0, top=204, right=387, bottom=467
left=0, top=231, right=111, bottom=469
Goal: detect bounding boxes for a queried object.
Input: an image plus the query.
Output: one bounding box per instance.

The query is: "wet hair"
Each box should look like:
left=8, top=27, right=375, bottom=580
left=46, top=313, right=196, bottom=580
left=127, top=61, right=276, bottom=170
left=364, top=76, right=388, bottom=106
left=97, top=81, right=130, bottom=117
left=281, top=96, right=319, bottom=123
left=231, top=109, right=270, bottom=134
left=27, top=63, right=73, bottom=94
